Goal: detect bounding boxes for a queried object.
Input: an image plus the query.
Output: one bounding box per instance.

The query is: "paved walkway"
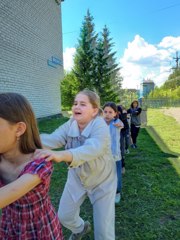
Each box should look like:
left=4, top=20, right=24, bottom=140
left=161, top=107, right=180, bottom=124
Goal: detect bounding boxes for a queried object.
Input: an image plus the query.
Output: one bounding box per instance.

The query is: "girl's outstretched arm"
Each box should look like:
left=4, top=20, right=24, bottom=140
left=0, top=174, right=41, bottom=209
left=34, top=149, right=73, bottom=163
left=113, top=119, right=124, bottom=128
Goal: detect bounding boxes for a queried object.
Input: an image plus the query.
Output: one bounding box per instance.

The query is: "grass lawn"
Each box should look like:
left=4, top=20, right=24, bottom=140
left=38, top=109, right=180, bottom=240
left=146, top=109, right=180, bottom=175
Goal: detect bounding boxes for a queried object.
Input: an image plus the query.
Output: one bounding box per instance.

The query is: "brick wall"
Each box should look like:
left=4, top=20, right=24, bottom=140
left=0, top=0, right=64, bottom=118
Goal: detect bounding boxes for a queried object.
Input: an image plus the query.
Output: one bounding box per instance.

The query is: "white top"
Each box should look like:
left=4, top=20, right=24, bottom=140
left=41, top=116, right=116, bottom=192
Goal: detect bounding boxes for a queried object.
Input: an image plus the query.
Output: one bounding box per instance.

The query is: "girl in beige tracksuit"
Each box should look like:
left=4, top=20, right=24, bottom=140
left=35, top=90, right=117, bottom=240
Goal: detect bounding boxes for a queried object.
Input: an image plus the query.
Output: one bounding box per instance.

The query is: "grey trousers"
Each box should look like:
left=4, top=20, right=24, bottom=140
left=58, top=174, right=116, bottom=240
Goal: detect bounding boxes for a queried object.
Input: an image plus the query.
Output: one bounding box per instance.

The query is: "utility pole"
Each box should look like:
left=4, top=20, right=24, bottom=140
left=172, top=51, right=180, bottom=69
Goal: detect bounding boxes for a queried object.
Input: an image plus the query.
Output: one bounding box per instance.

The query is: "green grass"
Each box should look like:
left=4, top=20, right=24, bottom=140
left=147, top=109, right=180, bottom=155
left=38, top=116, right=69, bottom=133
left=147, top=108, right=180, bottom=175
left=38, top=111, right=180, bottom=240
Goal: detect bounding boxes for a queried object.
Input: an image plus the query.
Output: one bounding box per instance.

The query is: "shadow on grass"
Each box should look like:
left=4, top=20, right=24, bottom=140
left=146, top=126, right=180, bottom=175
left=146, top=126, right=180, bottom=157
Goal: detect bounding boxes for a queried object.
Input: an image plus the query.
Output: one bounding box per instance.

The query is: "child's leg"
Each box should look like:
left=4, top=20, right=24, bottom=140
left=92, top=179, right=116, bottom=240
left=131, top=124, right=136, bottom=144
left=125, top=128, right=130, bottom=150
left=116, top=160, right=122, bottom=192
left=120, top=131, right=125, bottom=158
left=58, top=170, right=88, bottom=234
left=134, top=127, right=140, bottom=144
left=58, top=184, right=86, bottom=234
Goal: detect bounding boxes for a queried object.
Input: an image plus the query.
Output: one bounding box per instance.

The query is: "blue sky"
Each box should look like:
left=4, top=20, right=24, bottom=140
left=61, top=0, right=180, bottom=89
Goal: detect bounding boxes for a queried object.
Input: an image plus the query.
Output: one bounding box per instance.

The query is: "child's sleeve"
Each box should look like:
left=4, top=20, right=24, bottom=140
left=23, top=159, right=53, bottom=184
left=40, top=119, right=71, bottom=149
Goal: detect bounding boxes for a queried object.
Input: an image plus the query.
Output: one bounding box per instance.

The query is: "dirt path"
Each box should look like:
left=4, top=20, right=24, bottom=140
left=161, top=107, right=180, bottom=124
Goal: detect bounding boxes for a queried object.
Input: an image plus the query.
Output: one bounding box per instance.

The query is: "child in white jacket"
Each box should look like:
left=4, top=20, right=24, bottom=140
left=34, top=90, right=116, bottom=240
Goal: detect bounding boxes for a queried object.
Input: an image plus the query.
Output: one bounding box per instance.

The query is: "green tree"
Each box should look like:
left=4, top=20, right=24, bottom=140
left=73, top=10, right=98, bottom=90
left=102, top=26, right=122, bottom=96
left=94, top=35, right=120, bottom=104
left=61, top=71, right=80, bottom=109
left=62, top=11, right=123, bottom=108
left=148, top=68, right=180, bottom=100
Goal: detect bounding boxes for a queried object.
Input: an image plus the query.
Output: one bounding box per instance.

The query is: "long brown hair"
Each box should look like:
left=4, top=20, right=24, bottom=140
left=0, top=92, right=42, bottom=153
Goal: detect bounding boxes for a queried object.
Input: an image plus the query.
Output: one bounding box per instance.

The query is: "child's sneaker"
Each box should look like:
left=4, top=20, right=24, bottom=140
left=69, top=221, right=91, bottom=240
left=121, top=167, right=125, bottom=174
left=115, top=193, right=121, bottom=204
left=125, top=149, right=129, bottom=154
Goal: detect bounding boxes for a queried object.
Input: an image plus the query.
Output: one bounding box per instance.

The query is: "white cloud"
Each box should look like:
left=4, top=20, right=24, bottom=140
left=63, top=47, right=76, bottom=71
left=120, top=35, right=180, bottom=89
left=158, top=36, right=180, bottom=50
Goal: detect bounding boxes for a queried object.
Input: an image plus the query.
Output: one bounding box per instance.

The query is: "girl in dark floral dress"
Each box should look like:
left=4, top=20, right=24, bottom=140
left=0, top=93, right=63, bottom=239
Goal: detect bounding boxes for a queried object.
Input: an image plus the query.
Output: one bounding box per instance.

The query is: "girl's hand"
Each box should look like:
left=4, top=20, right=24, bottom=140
left=113, top=122, right=124, bottom=128
left=34, top=149, right=63, bottom=163
left=34, top=149, right=73, bottom=163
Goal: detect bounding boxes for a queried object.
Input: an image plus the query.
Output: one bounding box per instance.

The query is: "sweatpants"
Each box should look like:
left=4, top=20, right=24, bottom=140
left=58, top=171, right=116, bottom=240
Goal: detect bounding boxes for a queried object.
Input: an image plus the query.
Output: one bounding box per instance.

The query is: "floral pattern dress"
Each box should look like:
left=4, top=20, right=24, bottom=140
left=0, top=158, right=64, bottom=240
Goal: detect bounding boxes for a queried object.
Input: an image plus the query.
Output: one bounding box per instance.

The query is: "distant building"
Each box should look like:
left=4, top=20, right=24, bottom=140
left=0, top=0, right=64, bottom=118
left=140, top=79, right=155, bottom=97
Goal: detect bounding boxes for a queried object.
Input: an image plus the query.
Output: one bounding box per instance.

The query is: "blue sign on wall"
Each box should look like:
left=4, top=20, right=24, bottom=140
left=47, top=59, right=57, bottom=68
left=47, top=56, right=63, bottom=68
left=51, top=56, right=63, bottom=66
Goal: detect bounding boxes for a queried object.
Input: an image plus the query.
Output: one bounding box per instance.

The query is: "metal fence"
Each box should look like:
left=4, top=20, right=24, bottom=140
left=140, top=98, right=180, bottom=109
left=120, top=97, right=180, bottom=110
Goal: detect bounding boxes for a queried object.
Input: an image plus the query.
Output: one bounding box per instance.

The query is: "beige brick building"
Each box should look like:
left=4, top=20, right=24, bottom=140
left=0, top=0, right=64, bottom=118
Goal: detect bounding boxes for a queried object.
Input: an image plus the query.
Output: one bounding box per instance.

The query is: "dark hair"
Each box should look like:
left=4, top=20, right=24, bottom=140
left=0, top=92, right=42, bottom=153
left=117, top=105, right=122, bottom=114
left=131, top=100, right=139, bottom=108
left=103, top=102, right=118, bottom=119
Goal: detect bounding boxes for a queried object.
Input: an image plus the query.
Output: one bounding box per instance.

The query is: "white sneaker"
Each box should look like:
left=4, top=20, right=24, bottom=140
left=125, top=149, right=130, bottom=154
left=115, top=193, right=121, bottom=203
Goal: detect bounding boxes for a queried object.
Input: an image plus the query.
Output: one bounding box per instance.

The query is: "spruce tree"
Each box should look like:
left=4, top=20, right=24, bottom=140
left=73, top=10, right=98, bottom=90
left=102, top=25, right=122, bottom=99
left=94, top=37, right=119, bottom=104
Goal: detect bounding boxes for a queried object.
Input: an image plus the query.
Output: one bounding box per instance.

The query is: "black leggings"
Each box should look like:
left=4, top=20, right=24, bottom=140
left=131, top=124, right=140, bottom=144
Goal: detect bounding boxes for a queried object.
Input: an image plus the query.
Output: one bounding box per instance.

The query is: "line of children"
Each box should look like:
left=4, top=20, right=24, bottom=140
left=0, top=93, right=63, bottom=239
left=102, top=102, right=124, bottom=203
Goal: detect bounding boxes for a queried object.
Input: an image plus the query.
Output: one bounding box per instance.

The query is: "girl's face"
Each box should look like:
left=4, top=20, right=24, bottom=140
left=133, top=101, right=138, bottom=108
left=0, top=118, right=18, bottom=154
left=103, top=106, right=117, bottom=123
left=72, top=94, right=98, bottom=126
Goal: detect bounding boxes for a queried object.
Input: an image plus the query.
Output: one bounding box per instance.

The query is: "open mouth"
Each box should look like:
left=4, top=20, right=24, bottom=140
left=74, top=112, right=82, bottom=115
